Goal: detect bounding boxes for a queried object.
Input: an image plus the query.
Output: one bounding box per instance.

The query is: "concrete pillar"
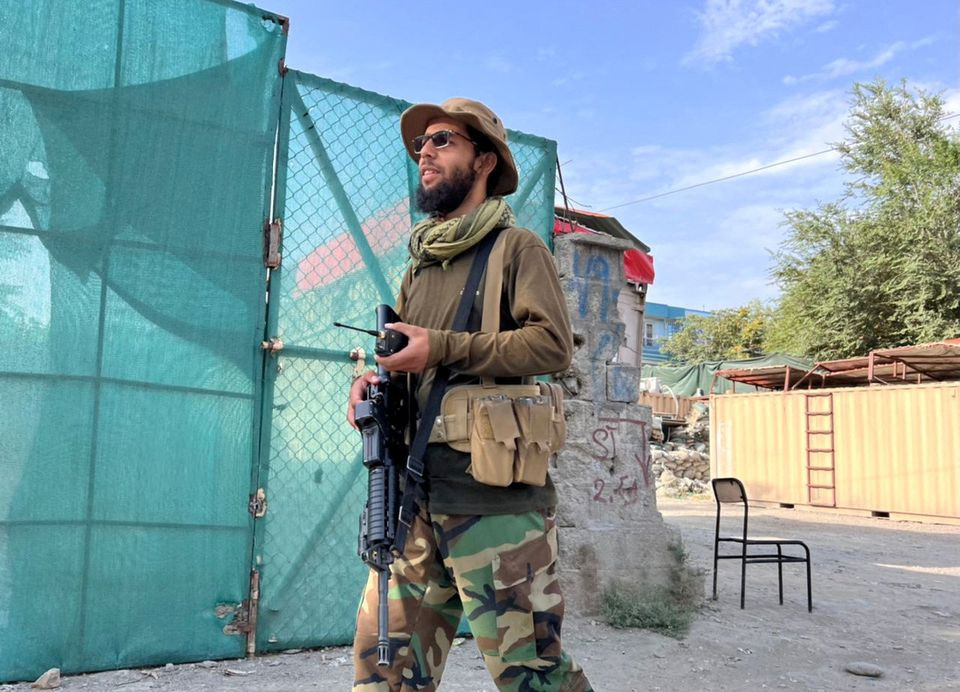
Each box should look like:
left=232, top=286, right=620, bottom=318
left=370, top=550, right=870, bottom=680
left=551, top=233, right=698, bottom=615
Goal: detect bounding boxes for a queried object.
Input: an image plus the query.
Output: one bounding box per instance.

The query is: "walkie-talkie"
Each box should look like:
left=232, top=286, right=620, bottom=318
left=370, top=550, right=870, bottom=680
left=334, top=305, right=408, bottom=356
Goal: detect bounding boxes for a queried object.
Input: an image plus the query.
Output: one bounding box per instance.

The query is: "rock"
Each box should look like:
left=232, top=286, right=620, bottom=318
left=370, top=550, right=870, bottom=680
left=197, top=660, right=218, bottom=668
left=659, top=470, right=677, bottom=487
left=845, top=662, right=884, bottom=678
left=225, top=668, right=254, bottom=676
left=31, top=669, right=61, bottom=689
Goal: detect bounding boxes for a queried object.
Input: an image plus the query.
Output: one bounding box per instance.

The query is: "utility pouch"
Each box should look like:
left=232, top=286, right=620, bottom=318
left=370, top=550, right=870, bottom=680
left=468, top=395, right=520, bottom=487
left=512, top=396, right=552, bottom=486
left=537, top=381, right=567, bottom=454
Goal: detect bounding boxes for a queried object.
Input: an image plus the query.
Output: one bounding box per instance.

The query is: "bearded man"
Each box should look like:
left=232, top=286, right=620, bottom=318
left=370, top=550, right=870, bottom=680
left=347, top=98, right=591, bottom=692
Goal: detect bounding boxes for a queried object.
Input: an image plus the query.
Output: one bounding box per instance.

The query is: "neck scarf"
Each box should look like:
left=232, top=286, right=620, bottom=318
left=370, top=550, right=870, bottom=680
left=408, top=197, right=515, bottom=270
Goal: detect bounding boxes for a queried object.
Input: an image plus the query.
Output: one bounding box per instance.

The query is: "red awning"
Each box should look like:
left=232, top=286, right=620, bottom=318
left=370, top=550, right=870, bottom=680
left=553, top=218, right=654, bottom=285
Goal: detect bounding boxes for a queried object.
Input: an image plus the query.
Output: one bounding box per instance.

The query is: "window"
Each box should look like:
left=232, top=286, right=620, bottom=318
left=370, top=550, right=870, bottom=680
left=644, top=321, right=655, bottom=347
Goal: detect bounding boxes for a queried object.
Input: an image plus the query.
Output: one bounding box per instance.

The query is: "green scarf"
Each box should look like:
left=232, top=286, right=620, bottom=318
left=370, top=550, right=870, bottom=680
left=408, top=197, right=515, bottom=270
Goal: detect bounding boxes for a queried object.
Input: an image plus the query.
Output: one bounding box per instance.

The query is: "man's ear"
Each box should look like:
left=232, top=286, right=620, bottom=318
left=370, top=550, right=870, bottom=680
left=474, top=151, right=498, bottom=177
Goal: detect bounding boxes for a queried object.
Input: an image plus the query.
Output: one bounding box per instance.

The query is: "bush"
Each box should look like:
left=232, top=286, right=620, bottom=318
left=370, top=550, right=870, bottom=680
left=601, top=539, right=701, bottom=639
left=601, top=587, right=695, bottom=639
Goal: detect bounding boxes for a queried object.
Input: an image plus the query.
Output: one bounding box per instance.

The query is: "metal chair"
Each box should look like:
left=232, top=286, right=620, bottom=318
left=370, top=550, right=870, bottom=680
left=712, top=477, right=812, bottom=612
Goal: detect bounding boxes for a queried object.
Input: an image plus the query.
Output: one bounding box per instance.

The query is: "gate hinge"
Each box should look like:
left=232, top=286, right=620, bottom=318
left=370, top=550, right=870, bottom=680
left=260, top=337, right=284, bottom=355
left=264, top=219, right=283, bottom=268
left=222, top=569, right=261, bottom=652
left=248, top=488, right=267, bottom=518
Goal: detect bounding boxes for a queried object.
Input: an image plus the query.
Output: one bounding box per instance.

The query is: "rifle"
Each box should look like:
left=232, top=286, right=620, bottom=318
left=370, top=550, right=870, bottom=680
left=335, top=228, right=502, bottom=666
left=336, top=305, right=410, bottom=666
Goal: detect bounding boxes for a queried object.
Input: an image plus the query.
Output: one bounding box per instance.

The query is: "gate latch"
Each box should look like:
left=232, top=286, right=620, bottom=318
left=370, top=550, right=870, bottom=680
left=260, top=337, right=284, bottom=355
left=264, top=219, right=283, bottom=268
left=248, top=488, right=267, bottom=518
left=349, top=347, right=366, bottom=378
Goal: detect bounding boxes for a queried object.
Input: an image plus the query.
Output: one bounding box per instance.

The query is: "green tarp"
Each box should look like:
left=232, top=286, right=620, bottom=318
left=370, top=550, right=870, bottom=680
left=641, top=354, right=816, bottom=396
left=1, top=0, right=286, bottom=680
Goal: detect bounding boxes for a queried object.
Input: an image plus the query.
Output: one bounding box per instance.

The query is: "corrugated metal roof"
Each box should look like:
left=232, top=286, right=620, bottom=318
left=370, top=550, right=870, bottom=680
left=554, top=206, right=650, bottom=252
left=719, top=339, right=960, bottom=390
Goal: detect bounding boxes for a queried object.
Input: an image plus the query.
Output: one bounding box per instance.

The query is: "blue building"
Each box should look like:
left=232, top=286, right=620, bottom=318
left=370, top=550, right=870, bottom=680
left=642, top=302, right=712, bottom=363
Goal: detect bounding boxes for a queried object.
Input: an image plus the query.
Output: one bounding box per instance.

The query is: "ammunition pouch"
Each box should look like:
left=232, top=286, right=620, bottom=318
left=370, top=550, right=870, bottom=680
left=427, top=382, right=566, bottom=487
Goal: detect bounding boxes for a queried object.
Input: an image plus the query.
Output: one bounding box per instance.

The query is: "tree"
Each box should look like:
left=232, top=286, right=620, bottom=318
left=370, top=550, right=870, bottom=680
left=767, top=80, right=960, bottom=360
left=661, top=301, right=772, bottom=363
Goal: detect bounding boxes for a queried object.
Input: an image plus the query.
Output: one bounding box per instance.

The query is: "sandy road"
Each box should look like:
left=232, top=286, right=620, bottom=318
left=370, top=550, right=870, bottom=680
left=5, top=497, right=958, bottom=691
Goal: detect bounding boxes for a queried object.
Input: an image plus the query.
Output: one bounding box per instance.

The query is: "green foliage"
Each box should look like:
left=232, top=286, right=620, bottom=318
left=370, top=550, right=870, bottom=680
left=602, top=587, right=694, bottom=639
left=602, top=539, right=701, bottom=639
left=661, top=300, right=773, bottom=364
left=768, top=80, right=960, bottom=360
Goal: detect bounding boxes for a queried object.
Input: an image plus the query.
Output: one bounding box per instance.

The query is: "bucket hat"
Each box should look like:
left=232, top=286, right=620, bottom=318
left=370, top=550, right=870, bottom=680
left=400, top=97, right=519, bottom=196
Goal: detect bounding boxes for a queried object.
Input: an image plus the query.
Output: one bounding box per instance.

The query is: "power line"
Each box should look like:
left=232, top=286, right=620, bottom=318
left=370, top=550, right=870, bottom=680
left=601, top=148, right=835, bottom=211
left=553, top=185, right=593, bottom=210
left=598, top=111, right=960, bottom=213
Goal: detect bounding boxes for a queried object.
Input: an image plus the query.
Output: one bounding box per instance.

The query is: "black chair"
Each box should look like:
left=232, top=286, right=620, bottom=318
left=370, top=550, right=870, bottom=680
left=712, top=477, right=812, bottom=612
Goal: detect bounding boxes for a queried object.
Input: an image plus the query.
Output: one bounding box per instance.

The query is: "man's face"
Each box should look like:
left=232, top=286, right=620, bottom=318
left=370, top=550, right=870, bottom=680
left=414, top=118, right=479, bottom=216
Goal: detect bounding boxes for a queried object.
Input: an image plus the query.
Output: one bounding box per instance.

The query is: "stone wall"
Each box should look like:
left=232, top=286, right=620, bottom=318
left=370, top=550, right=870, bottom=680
left=653, top=405, right=712, bottom=497
left=551, top=233, right=701, bottom=615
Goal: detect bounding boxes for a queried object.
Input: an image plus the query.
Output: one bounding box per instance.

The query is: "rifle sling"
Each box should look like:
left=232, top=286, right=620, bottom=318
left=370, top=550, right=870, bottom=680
left=393, top=228, right=503, bottom=552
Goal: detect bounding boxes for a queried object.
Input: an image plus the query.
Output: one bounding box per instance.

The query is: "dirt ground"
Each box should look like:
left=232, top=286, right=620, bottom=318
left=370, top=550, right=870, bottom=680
left=6, top=496, right=959, bottom=691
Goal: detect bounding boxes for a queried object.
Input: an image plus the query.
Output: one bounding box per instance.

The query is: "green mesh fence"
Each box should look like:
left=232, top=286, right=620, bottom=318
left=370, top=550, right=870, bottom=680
left=0, top=0, right=286, bottom=682
left=254, top=71, right=558, bottom=650
left=0, top=0, right=558, bottom=681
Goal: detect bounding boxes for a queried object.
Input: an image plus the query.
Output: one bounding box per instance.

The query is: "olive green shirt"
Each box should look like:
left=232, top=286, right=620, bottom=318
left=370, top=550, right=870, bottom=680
left=396, top=226, right=572, bottom=515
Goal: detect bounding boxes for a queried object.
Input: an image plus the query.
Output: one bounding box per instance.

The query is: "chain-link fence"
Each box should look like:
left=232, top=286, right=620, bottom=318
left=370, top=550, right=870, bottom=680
left=253, top=71, right=558, bottom=650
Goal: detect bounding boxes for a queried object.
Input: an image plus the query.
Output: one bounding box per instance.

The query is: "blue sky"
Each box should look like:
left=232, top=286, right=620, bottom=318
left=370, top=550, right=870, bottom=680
left=265, top=0, right=959, bottom=311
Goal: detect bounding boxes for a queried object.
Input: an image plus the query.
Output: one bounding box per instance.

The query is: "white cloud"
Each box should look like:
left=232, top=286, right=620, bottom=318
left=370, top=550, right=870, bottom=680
left=943, top=88, right=960, bottom=117
left=537, top=47, right=558, bottom=62
left=815, top=18, right=838, bottom=33
left=484, top=54, right=513, bottom=73
left=783, top=36, right=937, bottom=85
left=620, top=91, right=847, bottom=199
left=684, top=0, right=835, bottom=66
left=783, top=41, right=904, bottom=84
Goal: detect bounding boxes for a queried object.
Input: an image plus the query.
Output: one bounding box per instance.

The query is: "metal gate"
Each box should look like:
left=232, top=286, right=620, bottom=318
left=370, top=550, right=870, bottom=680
left=0, top=0, right=288, bottom=680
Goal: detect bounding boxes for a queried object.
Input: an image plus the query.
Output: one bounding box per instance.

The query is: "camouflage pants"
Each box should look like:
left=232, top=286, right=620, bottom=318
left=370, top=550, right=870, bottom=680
left=352, top=507, right=592, bottom=691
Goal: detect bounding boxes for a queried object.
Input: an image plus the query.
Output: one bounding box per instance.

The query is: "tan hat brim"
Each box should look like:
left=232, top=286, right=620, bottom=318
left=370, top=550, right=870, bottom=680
left=400, top=103, right=519, bottom=197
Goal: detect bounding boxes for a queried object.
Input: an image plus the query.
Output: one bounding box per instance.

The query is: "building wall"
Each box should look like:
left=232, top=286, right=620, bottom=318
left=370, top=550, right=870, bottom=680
left=616, top=282, right=646, bottom=367
left=643, top=302, right=711, bottom=363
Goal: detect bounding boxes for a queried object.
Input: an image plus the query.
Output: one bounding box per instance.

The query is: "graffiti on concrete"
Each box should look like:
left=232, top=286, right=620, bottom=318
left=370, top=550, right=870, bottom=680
left=592, top=475, right=640, bottom=504
left=573, top=249, right=617, bottom=321
left=589, top=416, right=652, bottom=495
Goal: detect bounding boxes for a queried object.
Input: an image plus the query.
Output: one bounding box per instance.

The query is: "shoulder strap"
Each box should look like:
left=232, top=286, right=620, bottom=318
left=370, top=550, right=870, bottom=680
left=393, top=227, right=504, bottom=551
left=479, top=231, right=508, bottom=387
left=479, top=229, right=534, bottom=387
left=481, top=230, right=508, bottom=333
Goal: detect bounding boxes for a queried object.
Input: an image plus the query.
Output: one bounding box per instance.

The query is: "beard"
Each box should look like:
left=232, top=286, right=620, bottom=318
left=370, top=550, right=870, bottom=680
left=415, top=165, right=477, bottom=216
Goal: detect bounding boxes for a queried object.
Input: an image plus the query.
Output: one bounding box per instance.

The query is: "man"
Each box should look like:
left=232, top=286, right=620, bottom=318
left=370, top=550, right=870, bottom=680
left=347, top=98, right=591, bottom=692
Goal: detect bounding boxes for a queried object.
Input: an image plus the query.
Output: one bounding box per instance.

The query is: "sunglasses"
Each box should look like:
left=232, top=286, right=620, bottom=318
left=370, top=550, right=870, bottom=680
left=412, top=129, right=476, bottom=154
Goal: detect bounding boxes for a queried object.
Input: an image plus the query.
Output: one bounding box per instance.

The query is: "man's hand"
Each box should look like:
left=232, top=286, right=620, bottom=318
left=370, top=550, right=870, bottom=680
left=346, top=370, right=380, bottom=430
left=376, top=322, right=430, bottom=374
